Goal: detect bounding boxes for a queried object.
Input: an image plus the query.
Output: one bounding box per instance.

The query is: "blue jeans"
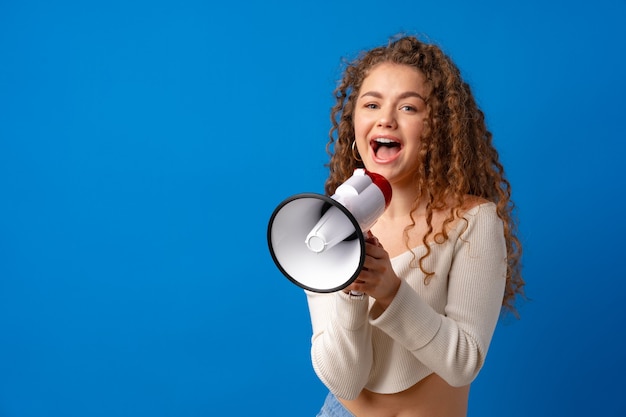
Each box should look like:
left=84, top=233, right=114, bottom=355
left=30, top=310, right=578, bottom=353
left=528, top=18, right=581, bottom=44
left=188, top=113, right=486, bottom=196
left=316, top=392, right=356, bottom=417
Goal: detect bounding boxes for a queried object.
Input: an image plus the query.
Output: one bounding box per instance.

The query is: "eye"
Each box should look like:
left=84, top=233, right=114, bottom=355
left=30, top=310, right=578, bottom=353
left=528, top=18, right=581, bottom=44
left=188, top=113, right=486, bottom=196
left=400, top=104, right=417, bottom=112
left=365, top=103, right=379, bottom=110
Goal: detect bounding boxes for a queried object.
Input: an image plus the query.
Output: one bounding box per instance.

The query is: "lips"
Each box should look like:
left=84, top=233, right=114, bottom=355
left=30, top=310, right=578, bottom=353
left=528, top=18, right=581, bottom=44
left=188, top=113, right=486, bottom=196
left=370, top=137, right=402, bottom=163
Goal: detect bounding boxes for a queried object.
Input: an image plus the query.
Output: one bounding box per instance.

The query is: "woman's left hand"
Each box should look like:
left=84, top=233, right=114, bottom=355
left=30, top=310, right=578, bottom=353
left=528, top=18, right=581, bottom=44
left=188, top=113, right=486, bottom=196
left=345, top=232, right=401, bottom=310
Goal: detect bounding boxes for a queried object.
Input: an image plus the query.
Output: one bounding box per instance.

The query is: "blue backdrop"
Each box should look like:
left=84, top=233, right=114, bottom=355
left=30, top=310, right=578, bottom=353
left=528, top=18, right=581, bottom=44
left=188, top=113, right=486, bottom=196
left=1, top=1, right=625, bottom=416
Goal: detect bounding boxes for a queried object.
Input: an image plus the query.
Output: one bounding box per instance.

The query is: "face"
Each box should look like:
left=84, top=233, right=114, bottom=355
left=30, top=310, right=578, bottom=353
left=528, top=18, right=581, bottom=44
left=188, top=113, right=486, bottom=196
left=353, top=62, right=428, bottom=189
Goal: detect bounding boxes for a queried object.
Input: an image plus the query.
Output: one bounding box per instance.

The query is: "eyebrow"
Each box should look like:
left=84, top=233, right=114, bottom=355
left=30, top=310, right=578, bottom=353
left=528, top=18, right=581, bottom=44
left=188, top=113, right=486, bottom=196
left=359, top=90, right=427, bottom=103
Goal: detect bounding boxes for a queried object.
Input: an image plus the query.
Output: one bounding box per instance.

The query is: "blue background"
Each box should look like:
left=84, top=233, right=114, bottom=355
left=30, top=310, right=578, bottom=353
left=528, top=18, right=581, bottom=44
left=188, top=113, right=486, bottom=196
left=1, top=0, right=625, bottom=416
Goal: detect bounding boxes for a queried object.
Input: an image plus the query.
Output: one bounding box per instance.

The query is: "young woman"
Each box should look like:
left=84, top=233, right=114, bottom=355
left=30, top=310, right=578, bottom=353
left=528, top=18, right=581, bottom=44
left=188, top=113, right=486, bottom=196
left=308, top=35, right=524, bottom=417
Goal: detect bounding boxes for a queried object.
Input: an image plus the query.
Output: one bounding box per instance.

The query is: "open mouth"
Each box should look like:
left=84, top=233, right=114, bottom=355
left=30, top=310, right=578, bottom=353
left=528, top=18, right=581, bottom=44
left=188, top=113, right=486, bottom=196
left=371, top=138, right=402, bottom=161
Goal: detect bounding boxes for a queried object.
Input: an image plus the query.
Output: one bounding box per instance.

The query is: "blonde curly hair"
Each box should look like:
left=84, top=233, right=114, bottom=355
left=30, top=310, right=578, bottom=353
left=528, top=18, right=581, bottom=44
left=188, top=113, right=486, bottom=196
left=325, top=35, right=524, bottom=316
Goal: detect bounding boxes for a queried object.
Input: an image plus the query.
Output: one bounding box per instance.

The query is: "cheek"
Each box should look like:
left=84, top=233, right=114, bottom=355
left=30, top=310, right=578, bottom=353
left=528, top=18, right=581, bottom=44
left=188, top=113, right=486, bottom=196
left=353, top=113, right=371, bottom=139
left=352, top=122, right=362, bottom=140
left=404, top=119, right=425, bottom=139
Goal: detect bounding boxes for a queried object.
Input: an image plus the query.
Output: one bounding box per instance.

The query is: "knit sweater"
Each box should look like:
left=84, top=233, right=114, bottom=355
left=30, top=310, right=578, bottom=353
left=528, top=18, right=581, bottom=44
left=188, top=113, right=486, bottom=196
left=305, top=202, right=507, bottom=400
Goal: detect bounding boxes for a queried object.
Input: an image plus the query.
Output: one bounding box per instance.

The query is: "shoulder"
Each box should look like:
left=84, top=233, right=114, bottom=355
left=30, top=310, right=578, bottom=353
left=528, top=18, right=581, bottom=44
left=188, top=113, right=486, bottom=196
left=452, top=198, right=505, bottom=256
left=438, top=195, right=497, bottom=235
left=450, top=195, right=499, bottom=224
left=437, top=195, right=502, bottom=243
left=457, top=196, right=500, bottom=224
left=459, top=195, right=492, bottom=214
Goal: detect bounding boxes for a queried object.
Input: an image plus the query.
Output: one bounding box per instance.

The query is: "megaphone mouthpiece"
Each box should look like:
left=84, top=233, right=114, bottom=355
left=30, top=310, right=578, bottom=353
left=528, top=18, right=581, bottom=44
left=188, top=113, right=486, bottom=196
left=305, top=205, right=357, bottom=253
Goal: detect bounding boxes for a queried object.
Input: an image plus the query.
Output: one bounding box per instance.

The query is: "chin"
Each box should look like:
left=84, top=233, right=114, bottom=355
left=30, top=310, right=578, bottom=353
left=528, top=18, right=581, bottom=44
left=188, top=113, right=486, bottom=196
left=364, top=165, right=393, bottom=180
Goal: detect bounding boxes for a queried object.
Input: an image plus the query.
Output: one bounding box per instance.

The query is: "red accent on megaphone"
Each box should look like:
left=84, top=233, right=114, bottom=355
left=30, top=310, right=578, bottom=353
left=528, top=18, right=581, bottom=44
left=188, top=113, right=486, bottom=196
left=364, top=170, right=392, bottom=207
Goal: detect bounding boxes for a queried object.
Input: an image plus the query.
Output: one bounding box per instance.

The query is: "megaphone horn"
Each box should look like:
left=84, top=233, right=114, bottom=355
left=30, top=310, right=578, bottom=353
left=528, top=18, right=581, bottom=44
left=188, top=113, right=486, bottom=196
left=267, top=169, right=392, bottom=293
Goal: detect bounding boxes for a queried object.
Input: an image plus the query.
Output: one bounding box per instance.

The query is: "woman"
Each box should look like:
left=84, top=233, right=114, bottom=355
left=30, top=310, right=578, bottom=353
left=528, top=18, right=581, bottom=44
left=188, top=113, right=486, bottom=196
left=308, top=35, right=524, bottom=417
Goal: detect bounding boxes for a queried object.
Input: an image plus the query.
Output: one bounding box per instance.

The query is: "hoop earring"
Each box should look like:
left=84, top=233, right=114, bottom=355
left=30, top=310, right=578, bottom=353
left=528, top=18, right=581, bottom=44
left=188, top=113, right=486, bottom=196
left=351, top=141, right=362, bottom=162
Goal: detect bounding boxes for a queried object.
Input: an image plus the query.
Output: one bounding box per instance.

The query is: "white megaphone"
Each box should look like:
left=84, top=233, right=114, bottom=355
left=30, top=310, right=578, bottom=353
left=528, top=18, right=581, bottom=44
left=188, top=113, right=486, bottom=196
left=267, top=169, right=392, bottom=293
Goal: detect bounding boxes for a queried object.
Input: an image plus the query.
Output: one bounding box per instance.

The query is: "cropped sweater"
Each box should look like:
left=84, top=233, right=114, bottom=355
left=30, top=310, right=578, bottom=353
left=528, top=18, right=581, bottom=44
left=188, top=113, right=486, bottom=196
left=305, top=203, right=507, bottom=400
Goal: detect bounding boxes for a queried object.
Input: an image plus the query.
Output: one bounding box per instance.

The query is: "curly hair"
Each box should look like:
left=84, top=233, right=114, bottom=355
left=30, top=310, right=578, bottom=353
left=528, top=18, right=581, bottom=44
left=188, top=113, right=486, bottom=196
left=324, top=35, right=525, bottom=316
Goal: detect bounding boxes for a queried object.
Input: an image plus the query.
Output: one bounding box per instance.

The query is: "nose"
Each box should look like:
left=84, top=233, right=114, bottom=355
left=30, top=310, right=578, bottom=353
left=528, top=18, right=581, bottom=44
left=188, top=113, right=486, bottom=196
left=377, top=110, right=397, bottom=129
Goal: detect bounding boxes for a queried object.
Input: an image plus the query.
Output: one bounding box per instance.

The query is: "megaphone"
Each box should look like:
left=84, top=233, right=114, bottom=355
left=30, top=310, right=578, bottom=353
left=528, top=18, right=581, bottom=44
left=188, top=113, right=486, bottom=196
left=267, top=169, right=392, bottom=293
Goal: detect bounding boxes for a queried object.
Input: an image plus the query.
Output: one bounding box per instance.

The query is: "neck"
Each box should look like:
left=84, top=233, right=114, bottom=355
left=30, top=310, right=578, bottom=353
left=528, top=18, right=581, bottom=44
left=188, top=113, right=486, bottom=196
left=381, top=182, right=425, bottom=221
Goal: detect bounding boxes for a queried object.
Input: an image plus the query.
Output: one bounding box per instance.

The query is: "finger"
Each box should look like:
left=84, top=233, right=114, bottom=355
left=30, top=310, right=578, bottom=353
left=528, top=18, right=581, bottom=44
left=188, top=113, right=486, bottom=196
left=361, top=257, right=378, bottom=274
left=346, top=282, right=365, bottom=294
left=365, top=242, right=387, bottom=260
left=365, top=236, right=377, bottom=245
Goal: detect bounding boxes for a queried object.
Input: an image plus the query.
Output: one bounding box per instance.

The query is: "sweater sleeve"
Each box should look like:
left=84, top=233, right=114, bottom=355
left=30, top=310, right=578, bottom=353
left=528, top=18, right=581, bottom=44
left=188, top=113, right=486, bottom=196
left=306, top=290, right=374, bottom=400
left=370, top=203, right=507, bottom=387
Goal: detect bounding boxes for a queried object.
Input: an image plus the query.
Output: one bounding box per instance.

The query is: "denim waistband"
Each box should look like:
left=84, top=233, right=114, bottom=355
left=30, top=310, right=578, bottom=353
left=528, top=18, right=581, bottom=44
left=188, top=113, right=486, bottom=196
left=316, top=392, right=356, bottom=417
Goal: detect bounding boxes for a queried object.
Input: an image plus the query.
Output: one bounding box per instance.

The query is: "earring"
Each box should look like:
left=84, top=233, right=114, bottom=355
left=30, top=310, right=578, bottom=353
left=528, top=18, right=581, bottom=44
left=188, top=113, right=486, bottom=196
left=351, top=141, right=362, bottom=162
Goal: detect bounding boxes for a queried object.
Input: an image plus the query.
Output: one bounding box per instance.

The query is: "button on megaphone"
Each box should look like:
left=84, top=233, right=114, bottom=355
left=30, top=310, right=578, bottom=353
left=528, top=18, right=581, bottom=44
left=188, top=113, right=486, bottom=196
left=267, top=169, right=392, bottom=293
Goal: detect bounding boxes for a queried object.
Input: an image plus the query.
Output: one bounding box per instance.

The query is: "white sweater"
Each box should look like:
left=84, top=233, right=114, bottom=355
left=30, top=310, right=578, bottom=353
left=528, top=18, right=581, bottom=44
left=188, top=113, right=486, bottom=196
left=306, top=203, right=507, bottom=400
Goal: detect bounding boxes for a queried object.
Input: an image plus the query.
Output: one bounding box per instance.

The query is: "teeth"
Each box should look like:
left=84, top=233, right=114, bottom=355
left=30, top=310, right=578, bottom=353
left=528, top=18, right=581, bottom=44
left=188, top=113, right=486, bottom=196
left=375, top=138, right=396, bottom=144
